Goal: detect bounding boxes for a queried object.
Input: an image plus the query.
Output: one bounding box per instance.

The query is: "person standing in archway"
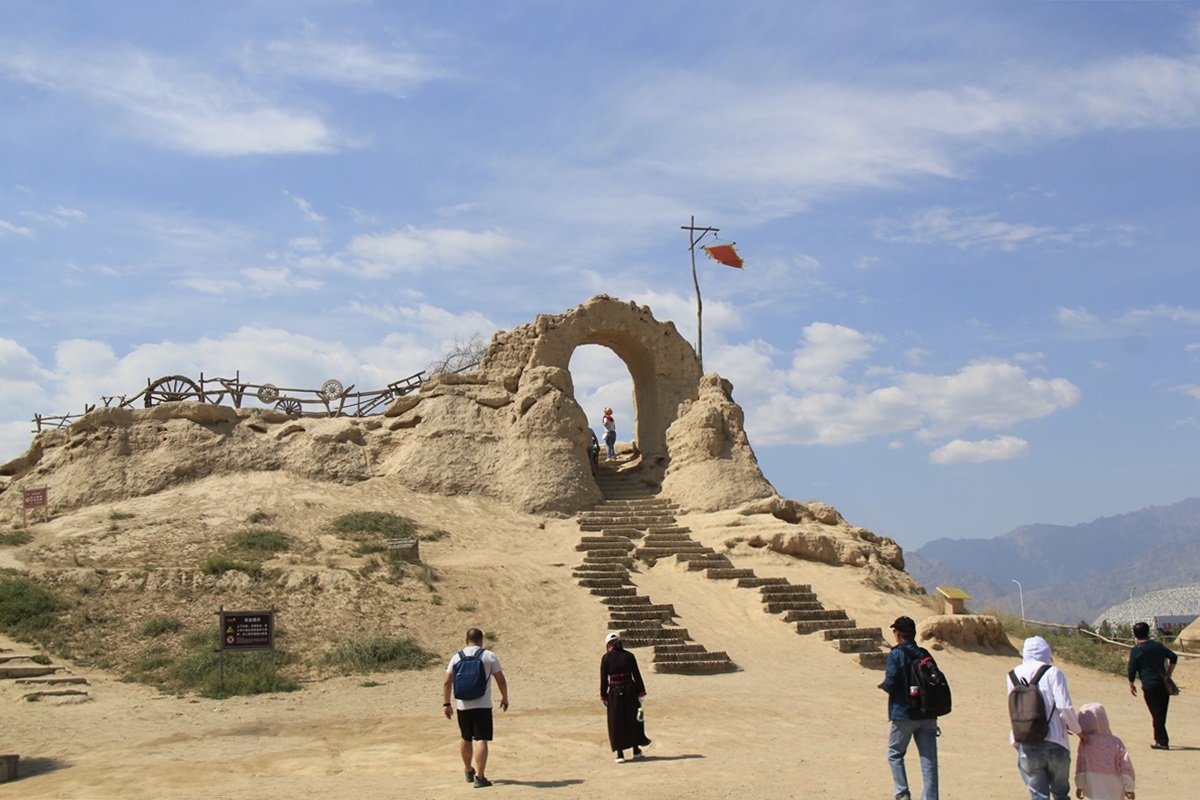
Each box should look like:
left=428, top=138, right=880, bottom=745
left=601, top=407, right=616, bottom=460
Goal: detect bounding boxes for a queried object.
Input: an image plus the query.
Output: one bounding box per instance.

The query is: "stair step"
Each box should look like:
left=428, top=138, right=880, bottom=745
left=600, top=594, right=650, bottom=605
left=822, top=627, right=882, bottom=641
left=0, top=665, right=63, bottom=679
left=590, top=586, right=638, bottom=598
left=646, top=525, right=690, bottom=535
left=576, top=540, right=635, bottom=552
left=652, top=643, right=708, bottom=655
left=795, top=619, right=857, bottom=635
left=683, top=558, right=730, bottom=571
left=577, top=577, right=632, bottom=589
left=14, top=676, right=90, bottom=685
left=736, top=576, right=789, bottom=588
left=653, top=659, right=740, bottom=675
left=782, top=608, right=849, bottom=623
left=621, top=636, right=685, bottom=649
left=836, top=638, right=885, bottom=654
left=704, top=568, right=756, bottom=580
left=652, top=650, right=731, bottom=663
left=573, top=563, right=629, bottom=573
left=858, top=651, right=890, bottom=669
left=582, top=555, right=635, bottom=566
left=608, top=609, right=674, bottom=623
left=765, top=600, right=824, bottom=615
left=617, top=627, right=689, bottom=641
left=759, top=585, right=814, bottom=596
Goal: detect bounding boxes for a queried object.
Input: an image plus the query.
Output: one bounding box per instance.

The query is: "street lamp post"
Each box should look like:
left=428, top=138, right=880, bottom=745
left=1012, top=579, right=1025, bottom=622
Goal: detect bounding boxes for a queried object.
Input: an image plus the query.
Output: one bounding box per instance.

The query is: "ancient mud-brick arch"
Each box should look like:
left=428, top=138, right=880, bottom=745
left=485, top=295, right=703, bottom=462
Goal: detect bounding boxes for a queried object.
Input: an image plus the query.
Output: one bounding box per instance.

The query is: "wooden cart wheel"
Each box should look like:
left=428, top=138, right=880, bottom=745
left=320, top=379, right=344, bottom=400
left=257, top=384, right=280, bottom=403
left=144, top=375, right=202, bottom=407
left=274, top=398, right=302, bottom=417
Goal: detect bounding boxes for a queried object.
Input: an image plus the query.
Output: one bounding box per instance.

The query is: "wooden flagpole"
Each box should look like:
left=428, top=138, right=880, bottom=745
left=681, top=216, right=720, bottom=372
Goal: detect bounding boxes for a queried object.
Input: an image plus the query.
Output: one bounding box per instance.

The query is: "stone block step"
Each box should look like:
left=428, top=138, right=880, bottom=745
left=653, top=659, right=740, bottom=674
left=573, top=563, right=629, bottom=574
left=617, top=627, right=689, bottom=641
left=590, top=586, right=638, bottom=598
left=576, top=577, right=631, bottom=589
left=608, top=609, right=674, bottom=623
left=14, top=675, right=90, bottom=685
left=652, top=643, right=708, bottom=655
left=0, top=665, right=63, bottom=679
left=765, top=600, right=825, bottom=614
left=822, top=627, right=882, bottom=641
left=683, top=557, right=730, bottom=570
left=704, top=568, right=756, bottom=580
left=621, top=636, right=685, bottom=649
left=652, top=650, right=731, bottom=663
left=580, top=521, right=661, bottom=532
left=858, top=651, right=890, bottom=669
left=782, top=608, right=849, bottom=623
left=736, top=576, right=790, bottom=588
left=646, top=526, right=690, bottom=535
left=579, top=517, right=676, bottom=528
left=576, top=540, right=635, bottom=552
left=759, top=584, right=814, bottom=596
left=836, top=638, right=885, bottom=654
left=600, top=594, right=649, bottom=605
left=0, top=653, right=41, bottom=664
left=795, top=619, right=857, bottom=635
left=641, top=533, right=695, bottom=543
left=641, top=543, right=699, bottom=554
left=675, top=552, right=722, bottom=564
left=598, top=499, right=677, bottom=509
left=581, top=555, right=635, bottom=567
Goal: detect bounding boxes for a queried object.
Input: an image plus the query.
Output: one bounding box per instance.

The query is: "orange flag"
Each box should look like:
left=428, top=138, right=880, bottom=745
left=702, top=243, right=744, bottom=269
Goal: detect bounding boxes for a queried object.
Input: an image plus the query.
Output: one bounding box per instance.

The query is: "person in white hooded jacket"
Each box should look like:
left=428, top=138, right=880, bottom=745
left=1007, top=636, right=1084, bottom=800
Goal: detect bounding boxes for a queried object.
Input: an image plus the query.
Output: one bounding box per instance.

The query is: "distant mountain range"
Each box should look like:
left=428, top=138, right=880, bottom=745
left=905, top=498, right=1200, bottom=624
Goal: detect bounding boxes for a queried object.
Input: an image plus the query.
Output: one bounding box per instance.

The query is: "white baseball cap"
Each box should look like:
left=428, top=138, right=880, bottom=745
left=604, top=632, right=621, bottom=645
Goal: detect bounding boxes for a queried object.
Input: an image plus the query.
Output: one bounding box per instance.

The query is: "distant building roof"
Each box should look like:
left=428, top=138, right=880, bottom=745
left=936, top=586, right=972, bottom=600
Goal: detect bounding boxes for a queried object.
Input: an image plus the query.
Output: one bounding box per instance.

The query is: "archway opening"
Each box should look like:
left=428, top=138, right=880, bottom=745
left=568, top=344, right=636, bottom=460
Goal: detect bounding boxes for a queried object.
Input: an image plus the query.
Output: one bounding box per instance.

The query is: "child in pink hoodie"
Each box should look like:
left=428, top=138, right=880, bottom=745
left=1075, top=702, right=1135, bottom=800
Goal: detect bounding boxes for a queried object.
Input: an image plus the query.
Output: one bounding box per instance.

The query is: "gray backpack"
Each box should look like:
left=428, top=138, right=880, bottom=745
left=1008, top=664, right=1052, bottom=743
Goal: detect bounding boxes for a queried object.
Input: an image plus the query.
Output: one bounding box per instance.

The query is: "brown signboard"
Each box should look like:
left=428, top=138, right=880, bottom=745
left=23, top=488, right=47, bottom=509
left=220, top=610, right=275, bottom=651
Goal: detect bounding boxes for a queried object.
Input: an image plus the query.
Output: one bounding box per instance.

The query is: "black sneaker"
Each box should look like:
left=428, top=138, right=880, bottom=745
left=474, top=776, right=493, bottom=788
left=465, top=767, right=476, bottom=783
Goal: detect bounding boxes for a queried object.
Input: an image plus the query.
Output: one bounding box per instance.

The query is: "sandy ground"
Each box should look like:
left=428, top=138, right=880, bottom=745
left=3, top=485, right=1200, bottom=800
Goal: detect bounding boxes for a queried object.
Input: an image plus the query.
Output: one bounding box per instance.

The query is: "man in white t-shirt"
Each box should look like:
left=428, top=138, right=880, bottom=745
left=443, top=628, right=509, bottom=788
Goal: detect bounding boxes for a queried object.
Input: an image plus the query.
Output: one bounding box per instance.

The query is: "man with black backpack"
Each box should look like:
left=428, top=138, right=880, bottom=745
left=443, top=628, right=509, bottom=788
left=1006, top=636, right=1082, bottom=800
left=879, top=616, right=940, bottom=800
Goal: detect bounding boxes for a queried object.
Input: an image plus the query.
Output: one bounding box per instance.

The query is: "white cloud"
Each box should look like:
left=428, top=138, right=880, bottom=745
left=1058, top=304, right=1200, bottom=340
left=929, top=435, right=1030, bottom=465
left=715, top=324, right=1080, bottom=447
left=788, top=322, right=883, bottom=392
left=283, top=226, right=513, bottom=278
left=0, top=219, right=34, bottom=237
left=284, top=191, right=325, bottom=224
left=873, top=206, right=1081, bottom=251
left=1175, top=384, right=1200, bottom=401
left=0, top=43, right=340, bottom=156
left=254, top=26, right=443, bottom=96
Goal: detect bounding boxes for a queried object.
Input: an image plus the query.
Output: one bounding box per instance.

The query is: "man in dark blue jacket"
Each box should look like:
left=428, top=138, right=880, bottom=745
left=879, top=616, right=938, bottom=800
left=1128, top=620, right=1179, bottom=750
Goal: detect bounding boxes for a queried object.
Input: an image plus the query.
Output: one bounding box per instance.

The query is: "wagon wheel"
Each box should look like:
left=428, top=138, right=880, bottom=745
left=319, top=379, right=344, bottom=400
left=144, top=375, right=203, bottom=407
left=256, top=384, right=280, bottom=403
left=274, top=398, right=302, bottom=417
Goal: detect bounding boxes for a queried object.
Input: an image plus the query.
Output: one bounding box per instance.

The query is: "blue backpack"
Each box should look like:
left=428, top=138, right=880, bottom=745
left=452, top=649, right=488, bottom=701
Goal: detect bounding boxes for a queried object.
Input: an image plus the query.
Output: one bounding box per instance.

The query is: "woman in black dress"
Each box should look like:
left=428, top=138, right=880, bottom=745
left=600, top=632, right=650, bottom=762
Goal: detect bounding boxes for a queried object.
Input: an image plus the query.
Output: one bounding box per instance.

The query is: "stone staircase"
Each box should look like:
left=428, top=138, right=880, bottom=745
left=577, top=464, right=888, bottom=670
left=576, top=466, right=738, bottom=674
left=0, top=648, right=92, bottom=701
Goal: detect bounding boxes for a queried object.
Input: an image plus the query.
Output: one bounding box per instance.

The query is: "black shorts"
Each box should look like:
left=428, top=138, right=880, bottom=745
left=457, top=708, right=494, bottom=741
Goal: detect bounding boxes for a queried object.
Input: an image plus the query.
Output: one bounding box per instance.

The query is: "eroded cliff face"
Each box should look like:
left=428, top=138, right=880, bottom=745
left=0, top=295, right=913, bottom=590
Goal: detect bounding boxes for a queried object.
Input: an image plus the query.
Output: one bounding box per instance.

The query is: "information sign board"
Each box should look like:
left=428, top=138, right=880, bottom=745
left=220, top=610, right=275, bottom=651
left=23, top=488, right=47, bottom=509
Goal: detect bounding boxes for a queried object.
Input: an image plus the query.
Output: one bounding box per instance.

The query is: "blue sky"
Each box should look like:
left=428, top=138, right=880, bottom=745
left=2, top=1, right=1199, bottom=550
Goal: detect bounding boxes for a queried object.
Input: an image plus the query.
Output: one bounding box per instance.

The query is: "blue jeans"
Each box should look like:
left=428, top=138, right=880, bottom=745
left=1016, top=741, right=1071, bottom=800
left=604, top=430, right=616, bottom=459
left=888, top=718, right=938, bottom=800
